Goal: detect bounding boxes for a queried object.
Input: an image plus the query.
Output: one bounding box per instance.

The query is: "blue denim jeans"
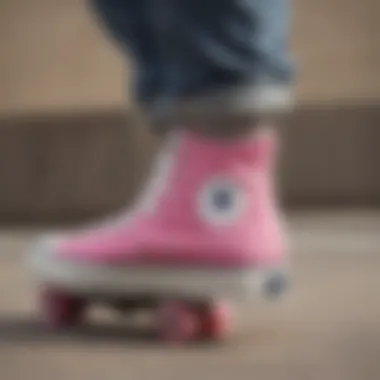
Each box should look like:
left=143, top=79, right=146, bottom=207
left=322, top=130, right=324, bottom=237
left=90, top=0, right=295, bottom=121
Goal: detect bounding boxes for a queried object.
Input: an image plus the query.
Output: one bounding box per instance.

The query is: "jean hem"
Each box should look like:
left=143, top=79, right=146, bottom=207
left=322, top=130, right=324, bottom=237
left=144, top=83, right=294, bottom=126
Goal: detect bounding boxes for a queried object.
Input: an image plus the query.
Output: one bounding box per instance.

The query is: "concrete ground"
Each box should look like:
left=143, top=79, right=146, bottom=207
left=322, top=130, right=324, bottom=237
left=0, top=211, right=379, bottom=380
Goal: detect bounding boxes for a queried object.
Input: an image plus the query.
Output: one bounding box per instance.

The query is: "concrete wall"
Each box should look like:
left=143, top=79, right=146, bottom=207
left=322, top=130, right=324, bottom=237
left=0, top=0, right=379, bottom=223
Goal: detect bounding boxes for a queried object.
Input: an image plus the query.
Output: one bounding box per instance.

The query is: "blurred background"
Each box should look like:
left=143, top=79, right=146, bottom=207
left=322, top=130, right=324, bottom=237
left=0, top=0, right=379, bottom=224
left=0, top=1, right=380, bottom=379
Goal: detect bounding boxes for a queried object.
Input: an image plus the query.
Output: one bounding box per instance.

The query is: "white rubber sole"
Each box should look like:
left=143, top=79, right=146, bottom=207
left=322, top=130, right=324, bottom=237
left=29, top=236, right=288, bottom=301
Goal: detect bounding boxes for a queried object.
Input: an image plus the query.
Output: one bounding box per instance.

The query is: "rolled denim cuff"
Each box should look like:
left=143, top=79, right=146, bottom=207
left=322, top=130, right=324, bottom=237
left=145, top=81, right=294, bottom=127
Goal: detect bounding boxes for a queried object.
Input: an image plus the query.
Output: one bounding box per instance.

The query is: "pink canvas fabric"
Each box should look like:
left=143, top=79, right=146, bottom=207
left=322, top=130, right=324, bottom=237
left=56, top=129, right=286, bottom=269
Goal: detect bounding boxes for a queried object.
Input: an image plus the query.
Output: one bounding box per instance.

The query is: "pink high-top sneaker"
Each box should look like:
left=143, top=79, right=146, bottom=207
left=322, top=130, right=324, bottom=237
left=31, top=128, right=289, bottom=304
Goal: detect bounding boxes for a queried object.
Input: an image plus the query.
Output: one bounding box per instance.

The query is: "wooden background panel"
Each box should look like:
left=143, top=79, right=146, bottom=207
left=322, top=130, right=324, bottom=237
left=0, top=105, right=379, bottom=224
left=281, top=105, right=380, bottom=205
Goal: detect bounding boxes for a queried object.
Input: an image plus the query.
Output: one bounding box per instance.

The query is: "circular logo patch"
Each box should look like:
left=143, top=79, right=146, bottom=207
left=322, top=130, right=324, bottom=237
left=197, top=178, right=245, bottom=226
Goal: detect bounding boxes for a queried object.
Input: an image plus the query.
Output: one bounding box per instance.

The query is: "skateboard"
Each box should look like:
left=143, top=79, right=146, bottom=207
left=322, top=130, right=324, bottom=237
left=40, top=287, right=232, bottom=344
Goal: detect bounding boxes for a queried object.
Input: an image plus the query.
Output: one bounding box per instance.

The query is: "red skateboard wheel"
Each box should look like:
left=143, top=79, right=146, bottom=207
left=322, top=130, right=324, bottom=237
left=41, top=288, right=86, bottom=329
left=155, top=301, right=199, bottom=344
